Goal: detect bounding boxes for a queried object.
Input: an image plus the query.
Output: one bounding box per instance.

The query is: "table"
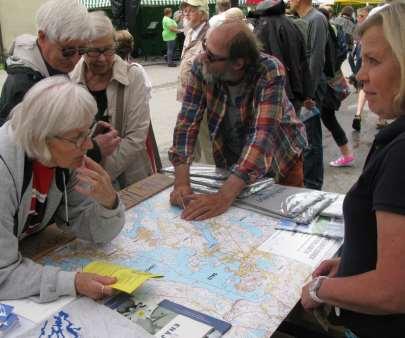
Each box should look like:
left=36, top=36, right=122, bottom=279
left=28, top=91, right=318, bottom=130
left=18, top=174, right=342, bottom=337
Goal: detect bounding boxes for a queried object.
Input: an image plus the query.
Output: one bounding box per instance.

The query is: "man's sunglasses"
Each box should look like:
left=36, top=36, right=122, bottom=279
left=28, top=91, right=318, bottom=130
left=202, top=39, right=228, bottom=63
left=59, top=47, right=86, bottom=58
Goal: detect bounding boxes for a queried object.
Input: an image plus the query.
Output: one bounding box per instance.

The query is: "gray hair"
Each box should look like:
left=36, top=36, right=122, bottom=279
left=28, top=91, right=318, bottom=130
left=88, top=11, right=115, bottom=41
left=357, top=1, right=405, bottom=114
left=36, top=0, right=90, bottom=42
left=10, top=76, right=96, bottom=165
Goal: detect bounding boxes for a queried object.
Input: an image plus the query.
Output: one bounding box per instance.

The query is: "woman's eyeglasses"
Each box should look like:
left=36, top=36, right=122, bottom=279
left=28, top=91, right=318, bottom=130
left=202, top=39, right=228, bottom=63
left=53, top=122, right=96, bottom=149
left=83, top=47, right=116, bottom=58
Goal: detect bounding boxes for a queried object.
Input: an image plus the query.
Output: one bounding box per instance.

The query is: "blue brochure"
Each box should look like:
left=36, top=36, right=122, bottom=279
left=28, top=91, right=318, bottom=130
left=159, top=299, right=231, bottom=335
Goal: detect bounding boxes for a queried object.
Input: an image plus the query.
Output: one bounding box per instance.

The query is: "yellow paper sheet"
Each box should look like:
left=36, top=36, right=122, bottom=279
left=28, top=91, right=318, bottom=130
left=84, top=261, right=163, bottom=294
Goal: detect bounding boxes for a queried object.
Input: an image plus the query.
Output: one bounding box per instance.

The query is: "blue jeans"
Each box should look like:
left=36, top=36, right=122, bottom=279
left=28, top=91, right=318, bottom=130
left=303, top=115, right=324, bottom=190
left=166, top=40, right=176, bottom=64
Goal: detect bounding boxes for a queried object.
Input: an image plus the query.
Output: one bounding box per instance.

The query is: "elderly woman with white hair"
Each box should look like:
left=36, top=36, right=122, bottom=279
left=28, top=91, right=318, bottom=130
left=0, top=76, right=125, bottom=303
left=71, top=11, right=152, bottom=189
left=301, top=2, right=405, bottom=337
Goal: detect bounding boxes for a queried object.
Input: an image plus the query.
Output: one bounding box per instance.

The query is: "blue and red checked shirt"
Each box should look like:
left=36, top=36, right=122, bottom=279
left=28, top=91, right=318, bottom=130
left=169, top=53, right=308, bottom=184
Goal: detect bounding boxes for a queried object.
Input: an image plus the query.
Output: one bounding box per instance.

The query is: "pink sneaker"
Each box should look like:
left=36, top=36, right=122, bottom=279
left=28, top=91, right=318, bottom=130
left=329, top=155, right=354, bottom=167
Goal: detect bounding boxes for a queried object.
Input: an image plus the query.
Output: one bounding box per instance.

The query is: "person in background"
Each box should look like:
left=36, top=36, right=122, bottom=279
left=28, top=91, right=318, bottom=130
left=115, top=29, right=152, bottom=100
left=169, top=21, right=307, bottom=221
left=290, top=0, right=329, bottom=190
left=0, top=0, right=120, bottom=163
left=331, top=6, right=355, bottom=53
left=177, top=0, right=211, bottom=163
left=0, top=76, right=125, bottom=302
left=162, top=7, right=179, bottom=67
left=318, top=7, right=354, bottom=167
left=349, top=6, right=371, bottom=132
left=252, top=0, right=311, bottom=114
left=71, top=12, right=151, bottom=189
left=209, top=0, right=231, bottom=27
left=301, top=4, right=405, bottom=338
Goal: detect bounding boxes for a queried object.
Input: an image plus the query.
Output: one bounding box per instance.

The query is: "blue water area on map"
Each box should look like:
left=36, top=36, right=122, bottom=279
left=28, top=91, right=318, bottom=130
left=226, top=214, right=264, bottom=238
left=193, top=221, right=219, bottom=248
left=112, top=245, right=270, bottom=303
left=256, top=257, right=278, bottom=273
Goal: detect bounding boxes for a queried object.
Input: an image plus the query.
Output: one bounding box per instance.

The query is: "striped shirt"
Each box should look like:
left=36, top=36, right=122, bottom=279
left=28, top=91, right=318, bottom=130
left=169, top=54, right=308, bottom=183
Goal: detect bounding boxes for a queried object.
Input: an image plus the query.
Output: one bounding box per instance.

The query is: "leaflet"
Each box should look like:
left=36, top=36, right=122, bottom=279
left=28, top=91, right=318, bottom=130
left=258, top=230, right=342, bottom=268
left=84, top=261, right=163, bottom=294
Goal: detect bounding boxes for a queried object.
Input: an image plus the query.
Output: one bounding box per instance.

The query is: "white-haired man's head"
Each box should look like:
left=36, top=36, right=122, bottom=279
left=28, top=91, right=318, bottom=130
left=36, top=0, right=90, bottom=73
left=10, top=76, right=96, bottom=167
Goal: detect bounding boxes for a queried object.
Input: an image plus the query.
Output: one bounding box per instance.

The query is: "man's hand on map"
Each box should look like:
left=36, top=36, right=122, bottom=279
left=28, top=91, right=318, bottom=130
left=75, top=272, right=117, bottom=300
left=181, top=192, right=233, bottom=221
left=170, top=184, right=193, bottom=208
left=179, top=174, right=246, bottom=221
left=312, top=258, right=341, bottom=278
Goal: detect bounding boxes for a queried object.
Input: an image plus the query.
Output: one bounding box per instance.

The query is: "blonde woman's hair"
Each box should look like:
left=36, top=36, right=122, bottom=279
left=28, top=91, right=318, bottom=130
left=357, top=1, right=405, bottom=114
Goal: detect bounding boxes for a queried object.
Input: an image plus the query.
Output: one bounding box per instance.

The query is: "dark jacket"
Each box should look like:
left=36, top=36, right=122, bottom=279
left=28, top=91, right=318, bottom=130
left=111, top=0, right=140, bottom=32
left=0, top=34, right=101, bottom=161
left=0, top=35, right=47, bottom=126
left=251, top=0, right=311, bottom=103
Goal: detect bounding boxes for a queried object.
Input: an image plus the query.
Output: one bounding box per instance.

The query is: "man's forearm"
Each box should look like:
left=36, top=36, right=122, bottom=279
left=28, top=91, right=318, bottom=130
left=174, top=163, right=191, bottom=187
left=219, top=174, right=246, bottom=203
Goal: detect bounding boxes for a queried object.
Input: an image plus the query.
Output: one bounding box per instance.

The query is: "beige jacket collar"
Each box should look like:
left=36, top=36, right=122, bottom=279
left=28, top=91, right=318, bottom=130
left=70, top=55, right=130, bottom=86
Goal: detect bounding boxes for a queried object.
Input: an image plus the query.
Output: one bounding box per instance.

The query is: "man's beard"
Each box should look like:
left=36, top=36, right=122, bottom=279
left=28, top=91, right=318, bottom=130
left=202, top=62, right=236, bottom=82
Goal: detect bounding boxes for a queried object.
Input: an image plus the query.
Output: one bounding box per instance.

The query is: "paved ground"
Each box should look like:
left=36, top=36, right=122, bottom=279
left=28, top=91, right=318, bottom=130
left=0, top=61, right=379, bottom=194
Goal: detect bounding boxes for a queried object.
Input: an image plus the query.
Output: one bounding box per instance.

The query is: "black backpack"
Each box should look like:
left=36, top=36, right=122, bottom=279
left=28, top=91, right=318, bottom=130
left=324, top=23, right=348, bottom=77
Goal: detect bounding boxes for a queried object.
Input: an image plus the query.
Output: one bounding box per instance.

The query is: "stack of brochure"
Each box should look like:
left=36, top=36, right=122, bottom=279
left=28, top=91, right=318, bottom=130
left=161, top=164, right=274, bottom=198
left=105, top=294, right=232, bottom=338
left=234, top=184, right=340, bottom=225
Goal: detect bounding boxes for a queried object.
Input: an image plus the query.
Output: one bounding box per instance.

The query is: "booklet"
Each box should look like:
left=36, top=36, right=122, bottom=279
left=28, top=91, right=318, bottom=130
left=275, top=215, right=344, bottom=239
left=235, top=184, right=338, bottom=224
left=84, top=261, right=163, bottom=294
left=104, top=294, right=231, bottom=338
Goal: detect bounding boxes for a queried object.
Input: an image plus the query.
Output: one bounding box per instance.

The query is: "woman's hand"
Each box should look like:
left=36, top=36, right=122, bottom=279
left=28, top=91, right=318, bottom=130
left=75, top=156, right=118, bottom=209
left=312, top=258, right=341, bottom=278
left=74, top=272, right=116, bottom=300
left=301, top=280, right=323, bottom=311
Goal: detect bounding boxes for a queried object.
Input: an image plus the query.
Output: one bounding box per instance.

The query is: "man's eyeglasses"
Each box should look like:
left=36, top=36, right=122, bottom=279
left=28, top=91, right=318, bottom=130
left=202, top=39, right=228, bottom=63
left=84, top=47, right=116, bottom=58
left=59, top=46, right=86, bottom=58
left=53, top=122, right=96, bottom=149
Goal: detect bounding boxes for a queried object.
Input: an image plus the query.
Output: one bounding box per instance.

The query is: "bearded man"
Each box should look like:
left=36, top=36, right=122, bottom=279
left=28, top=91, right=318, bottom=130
left=168, top=20, right=307, bottom=221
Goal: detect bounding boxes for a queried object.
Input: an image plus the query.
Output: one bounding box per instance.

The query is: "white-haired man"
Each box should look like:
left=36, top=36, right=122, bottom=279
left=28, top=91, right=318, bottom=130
left=71, top=12, right=152, bottom=189
left=0, top=0, right=120, bottom=162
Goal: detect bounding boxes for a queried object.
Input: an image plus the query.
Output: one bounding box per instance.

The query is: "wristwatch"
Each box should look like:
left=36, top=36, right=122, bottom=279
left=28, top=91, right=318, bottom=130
left=309, top=276, right=328, bottom=303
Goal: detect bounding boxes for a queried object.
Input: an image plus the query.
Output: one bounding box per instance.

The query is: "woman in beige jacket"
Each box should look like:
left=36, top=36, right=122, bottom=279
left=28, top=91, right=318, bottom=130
left=71, top=11, right=151, bottom=189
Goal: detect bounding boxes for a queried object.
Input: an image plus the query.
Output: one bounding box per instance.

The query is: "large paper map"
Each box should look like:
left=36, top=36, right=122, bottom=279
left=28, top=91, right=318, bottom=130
left=40, top=189, right=336, bottom=337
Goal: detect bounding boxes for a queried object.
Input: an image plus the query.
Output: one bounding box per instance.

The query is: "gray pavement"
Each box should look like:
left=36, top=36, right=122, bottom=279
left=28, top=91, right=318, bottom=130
left=0, top=62, right=378, bottom=194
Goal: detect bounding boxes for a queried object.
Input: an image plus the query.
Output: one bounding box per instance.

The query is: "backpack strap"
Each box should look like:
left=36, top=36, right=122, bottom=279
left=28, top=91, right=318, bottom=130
left=115, top=82, right=125, bottom=137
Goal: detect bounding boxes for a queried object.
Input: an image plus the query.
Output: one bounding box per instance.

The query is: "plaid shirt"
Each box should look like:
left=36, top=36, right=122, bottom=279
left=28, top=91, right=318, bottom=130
left=169, top=54, right=308, bottom=183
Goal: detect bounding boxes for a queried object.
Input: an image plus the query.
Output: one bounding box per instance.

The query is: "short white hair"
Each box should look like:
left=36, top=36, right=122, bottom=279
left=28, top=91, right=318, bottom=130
left=88, top=11, right=115, bottom=41
left=36, top=0, right=90, bottom=42
left=10, top=76, right=96, bottom=165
